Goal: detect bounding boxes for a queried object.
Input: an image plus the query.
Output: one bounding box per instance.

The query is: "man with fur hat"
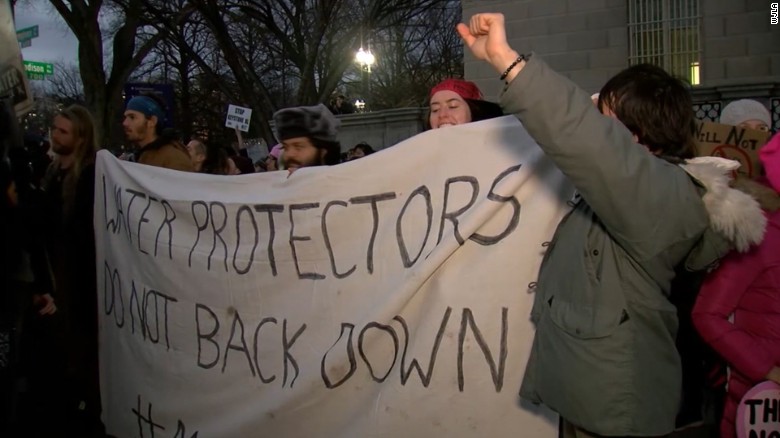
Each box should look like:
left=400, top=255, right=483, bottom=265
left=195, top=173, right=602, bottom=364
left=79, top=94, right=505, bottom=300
left=719, top=99, right=772, bottom=132
left=273, top=104, right=341, bottom=173
left=122, top=94, right=193, bottom=171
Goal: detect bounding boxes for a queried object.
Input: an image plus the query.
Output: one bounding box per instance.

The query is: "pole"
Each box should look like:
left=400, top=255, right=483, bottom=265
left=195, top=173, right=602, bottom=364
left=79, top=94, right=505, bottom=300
left=234, top=127, right=244, bottom=151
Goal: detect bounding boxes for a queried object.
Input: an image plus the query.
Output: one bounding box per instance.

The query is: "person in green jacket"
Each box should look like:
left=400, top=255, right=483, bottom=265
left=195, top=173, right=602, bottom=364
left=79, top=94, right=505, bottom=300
left=457, top=13, right=767, bottom=437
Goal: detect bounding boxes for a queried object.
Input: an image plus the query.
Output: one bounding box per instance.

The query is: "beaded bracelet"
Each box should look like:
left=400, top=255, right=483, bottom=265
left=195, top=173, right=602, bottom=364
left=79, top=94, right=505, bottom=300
left=499, top=54, right=530, bottom=82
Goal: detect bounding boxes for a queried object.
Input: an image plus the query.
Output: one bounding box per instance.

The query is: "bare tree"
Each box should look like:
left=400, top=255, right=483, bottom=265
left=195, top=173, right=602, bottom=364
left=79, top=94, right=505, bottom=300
left=46, top=62, right=85, bottom=104
left=49, top=0, right=166, bottom=147
left=352, top=0, right=463, bottom=109
left=140, top=0, right=452, bottom=146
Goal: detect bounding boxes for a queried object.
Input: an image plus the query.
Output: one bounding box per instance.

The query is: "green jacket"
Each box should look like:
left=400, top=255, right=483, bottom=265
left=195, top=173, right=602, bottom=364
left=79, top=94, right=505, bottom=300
left=502, top=56, right=730, bottom=436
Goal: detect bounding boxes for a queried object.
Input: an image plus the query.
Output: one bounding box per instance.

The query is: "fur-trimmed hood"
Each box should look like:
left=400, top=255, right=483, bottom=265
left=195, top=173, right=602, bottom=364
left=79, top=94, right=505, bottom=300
left=679, top=157, right=766, bottom=253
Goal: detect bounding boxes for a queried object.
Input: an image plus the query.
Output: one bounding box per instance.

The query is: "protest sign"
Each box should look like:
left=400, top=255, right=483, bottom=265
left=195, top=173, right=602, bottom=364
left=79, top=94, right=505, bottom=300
left=225, top=104, right=252, bottom=132
left=695, top=121, right=771, bottom=178
left=95, top=116, right=574, bottom=437
left=0, top=1, right=33, bottom=117
left=736, top=380, right=780, bottom=438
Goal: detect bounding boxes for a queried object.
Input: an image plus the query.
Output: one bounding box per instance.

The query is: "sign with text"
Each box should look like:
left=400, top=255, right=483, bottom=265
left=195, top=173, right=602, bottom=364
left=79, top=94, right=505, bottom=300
left=15, top=24, right=38, bottom=42
left=225, top=104, right=252, bottom=132
left=736, top=380, right=780, bottom=438
left=23, top=60, right=53, bottom=81
left=23, top=60, right=53, bottom=75
left=695, top=121, right=771, bottom=179
left=0, top=2, right=33, bottom=116
left=96, top=117, right=573, bottom=437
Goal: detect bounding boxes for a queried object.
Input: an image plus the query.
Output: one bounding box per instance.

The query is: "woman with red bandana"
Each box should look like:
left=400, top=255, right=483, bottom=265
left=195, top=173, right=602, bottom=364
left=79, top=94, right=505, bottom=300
left=427, top=78, right=504, bottom=129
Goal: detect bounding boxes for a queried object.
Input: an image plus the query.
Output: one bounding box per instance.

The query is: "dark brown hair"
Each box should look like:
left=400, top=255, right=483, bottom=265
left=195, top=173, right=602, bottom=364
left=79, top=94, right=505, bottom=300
left=598, top=64, right=697, bottom=159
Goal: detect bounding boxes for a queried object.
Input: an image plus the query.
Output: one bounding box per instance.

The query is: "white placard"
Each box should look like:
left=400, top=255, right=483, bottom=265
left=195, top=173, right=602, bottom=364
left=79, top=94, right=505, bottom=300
left=225, top=104, right=252, bottom=132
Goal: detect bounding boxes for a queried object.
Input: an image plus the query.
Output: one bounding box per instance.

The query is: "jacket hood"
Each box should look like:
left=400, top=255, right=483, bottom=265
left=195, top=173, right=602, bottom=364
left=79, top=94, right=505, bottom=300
left=680, top=157, right=766, bottom=254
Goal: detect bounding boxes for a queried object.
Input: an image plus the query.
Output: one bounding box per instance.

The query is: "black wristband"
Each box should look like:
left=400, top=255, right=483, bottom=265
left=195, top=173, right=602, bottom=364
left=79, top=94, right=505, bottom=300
left=499, top=54, right=530, bottom=82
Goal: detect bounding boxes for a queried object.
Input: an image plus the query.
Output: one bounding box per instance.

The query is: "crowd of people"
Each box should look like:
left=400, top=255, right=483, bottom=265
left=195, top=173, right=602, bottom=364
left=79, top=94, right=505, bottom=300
left=1, top=11, right=779, bottom=438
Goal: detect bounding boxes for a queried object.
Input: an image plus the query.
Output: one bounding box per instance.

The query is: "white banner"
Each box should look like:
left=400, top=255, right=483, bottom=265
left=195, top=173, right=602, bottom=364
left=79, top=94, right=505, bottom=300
left=95, top=116, right=574, bottom=438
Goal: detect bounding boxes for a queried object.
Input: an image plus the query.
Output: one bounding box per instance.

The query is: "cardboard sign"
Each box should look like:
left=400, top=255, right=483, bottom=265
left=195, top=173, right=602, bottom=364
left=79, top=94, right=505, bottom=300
left=695, top=121, right=771, bottom=178
left=736, top=380, right=780, bottom=438
left=95, top=116, right=573, bottom=437
left=0, top=1, right=34, bottom=117
left=225, top=104, right=252, bottom=132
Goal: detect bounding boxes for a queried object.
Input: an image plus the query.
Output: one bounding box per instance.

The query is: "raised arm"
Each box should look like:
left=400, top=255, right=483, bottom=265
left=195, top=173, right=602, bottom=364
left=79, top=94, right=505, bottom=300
left=458, top=14, right=707, bottom=259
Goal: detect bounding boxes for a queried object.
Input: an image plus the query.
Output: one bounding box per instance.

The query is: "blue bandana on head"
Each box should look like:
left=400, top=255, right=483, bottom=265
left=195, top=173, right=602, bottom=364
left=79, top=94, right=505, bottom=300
left=126, top=96, right=166, bottom=124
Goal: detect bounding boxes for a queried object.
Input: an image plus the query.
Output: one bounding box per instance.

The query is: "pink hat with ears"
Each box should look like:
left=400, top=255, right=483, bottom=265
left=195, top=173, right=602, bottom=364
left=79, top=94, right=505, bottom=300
left=270, top=144, right=282, bottom=159
left=759, top=133, right=780, bottom=192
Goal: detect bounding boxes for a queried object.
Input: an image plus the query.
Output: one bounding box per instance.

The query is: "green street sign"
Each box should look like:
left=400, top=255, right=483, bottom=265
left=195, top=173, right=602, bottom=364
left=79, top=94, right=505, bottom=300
left=16, top=25, right=39, bottom=42
left=23, top=60, right=54, bottom=76
left=26, top=72, right=45, bottom=81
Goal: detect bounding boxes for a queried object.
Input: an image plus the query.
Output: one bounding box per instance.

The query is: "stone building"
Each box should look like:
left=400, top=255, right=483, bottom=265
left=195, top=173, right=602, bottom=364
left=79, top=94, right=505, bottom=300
left=462, top=0, right=780, bottom=128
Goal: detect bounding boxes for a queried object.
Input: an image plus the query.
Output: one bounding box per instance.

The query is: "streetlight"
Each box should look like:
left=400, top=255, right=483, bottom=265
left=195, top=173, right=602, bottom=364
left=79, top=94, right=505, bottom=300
left=355, top=47, right=375, bottom=111
left=355, top=47, right=375, bottom=73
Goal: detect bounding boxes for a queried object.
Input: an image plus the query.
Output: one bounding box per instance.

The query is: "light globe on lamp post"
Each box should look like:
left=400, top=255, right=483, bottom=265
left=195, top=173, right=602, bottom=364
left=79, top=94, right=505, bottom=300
left=355, top=47, right=375, bottom=72
left=355, top=47, right=375, bottom=111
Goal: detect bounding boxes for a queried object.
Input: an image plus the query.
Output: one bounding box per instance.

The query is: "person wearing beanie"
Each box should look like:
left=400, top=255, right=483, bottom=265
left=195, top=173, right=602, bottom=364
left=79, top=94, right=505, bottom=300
left=427, top=78, right=503, bottom=130
left=122, top=94, right=193, bottom=171
left=272, top=104, right=341, bottom=173
left=693, top=131, right=780, bottom=438
left=719, top=99, right=772, bottom=132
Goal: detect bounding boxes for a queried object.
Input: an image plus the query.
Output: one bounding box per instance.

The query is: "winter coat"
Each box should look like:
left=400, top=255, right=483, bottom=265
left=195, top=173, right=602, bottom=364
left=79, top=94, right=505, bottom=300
left=692, top=133, right=780, bottom=438
left=137, top=138, right=194, bottom=172
left=502, top=55, right=765, bottom=436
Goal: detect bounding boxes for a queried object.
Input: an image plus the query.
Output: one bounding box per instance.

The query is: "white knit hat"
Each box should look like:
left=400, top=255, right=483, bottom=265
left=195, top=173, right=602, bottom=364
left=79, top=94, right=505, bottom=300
left=719, top=99, right=771, bottom=127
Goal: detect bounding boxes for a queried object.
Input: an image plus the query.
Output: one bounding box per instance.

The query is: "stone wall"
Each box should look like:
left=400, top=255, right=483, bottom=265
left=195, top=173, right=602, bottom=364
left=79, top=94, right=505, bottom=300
left=335, top=107, right=427, bottom=151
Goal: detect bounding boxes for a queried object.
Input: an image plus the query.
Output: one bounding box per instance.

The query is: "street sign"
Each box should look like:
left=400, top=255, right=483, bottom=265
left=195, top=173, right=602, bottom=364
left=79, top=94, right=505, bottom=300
left=23, top=60, right=54, bottom=76
left=20, top=39, right=31, bottom=48
left=16, top=25, right=39, bottom=42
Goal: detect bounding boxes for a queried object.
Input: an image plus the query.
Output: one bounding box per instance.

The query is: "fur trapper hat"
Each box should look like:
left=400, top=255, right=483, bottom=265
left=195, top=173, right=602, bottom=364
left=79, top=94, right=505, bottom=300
left=273, top=104, right=340, bottom=143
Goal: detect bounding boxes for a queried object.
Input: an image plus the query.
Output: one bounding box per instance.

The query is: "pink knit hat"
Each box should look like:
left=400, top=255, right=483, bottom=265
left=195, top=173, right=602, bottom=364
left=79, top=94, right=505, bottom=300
left=269, top=144, right=282, bottom=159
left=759, top=133, right=780, bottom=192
